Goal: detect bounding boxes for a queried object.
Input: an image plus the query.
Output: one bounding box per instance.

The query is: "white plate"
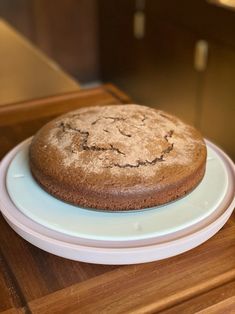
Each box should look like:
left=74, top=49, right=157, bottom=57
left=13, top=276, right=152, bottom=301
left=0, top=139, right=234, bottom=264
left=2, top=207, right=233, bottom=264
left=5, top=139, right=229, bottom=242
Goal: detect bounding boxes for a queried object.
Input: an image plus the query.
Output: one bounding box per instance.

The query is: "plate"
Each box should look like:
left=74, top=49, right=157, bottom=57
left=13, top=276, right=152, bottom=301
left=0, top=139, right=234, bottom=264
left=6, top=139, right=229, bottom=242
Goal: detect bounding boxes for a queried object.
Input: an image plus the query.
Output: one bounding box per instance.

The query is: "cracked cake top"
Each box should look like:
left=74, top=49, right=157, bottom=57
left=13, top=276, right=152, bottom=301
left=29, top=104, right=207, bottom=210
left=43, top=104, right=204, bottom=176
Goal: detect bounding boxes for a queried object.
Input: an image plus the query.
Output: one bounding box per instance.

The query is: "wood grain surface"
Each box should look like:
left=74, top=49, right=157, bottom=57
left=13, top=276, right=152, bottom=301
left=0, top=85, right=234, bottom=314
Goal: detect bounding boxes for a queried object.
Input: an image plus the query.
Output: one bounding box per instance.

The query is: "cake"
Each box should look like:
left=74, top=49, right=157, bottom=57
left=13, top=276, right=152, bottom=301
left=29, top=104, right=207, bottom=211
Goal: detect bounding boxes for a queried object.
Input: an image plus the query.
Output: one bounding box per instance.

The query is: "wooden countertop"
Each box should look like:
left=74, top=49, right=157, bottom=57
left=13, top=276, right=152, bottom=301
left=0, top=84, right=235, bottom=314
left=0, top=19, right=79, bottom=106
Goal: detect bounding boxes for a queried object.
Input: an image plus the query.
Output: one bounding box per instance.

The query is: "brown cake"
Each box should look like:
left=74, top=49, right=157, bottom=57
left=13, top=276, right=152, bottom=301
left=29, top=104, right=207, bottom=211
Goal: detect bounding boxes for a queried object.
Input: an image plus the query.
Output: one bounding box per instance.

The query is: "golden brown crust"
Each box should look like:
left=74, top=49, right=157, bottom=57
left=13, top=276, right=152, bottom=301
left=29, top=104, right=207, bottom=210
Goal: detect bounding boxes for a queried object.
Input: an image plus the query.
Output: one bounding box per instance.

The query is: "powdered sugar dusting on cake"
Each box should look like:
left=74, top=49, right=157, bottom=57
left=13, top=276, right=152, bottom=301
left=46, top=104, right=205, bottom=177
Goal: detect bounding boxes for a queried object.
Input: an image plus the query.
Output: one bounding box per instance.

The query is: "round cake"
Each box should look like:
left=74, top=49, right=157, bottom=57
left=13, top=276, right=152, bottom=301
left=29, top=104, right=207, bottom=211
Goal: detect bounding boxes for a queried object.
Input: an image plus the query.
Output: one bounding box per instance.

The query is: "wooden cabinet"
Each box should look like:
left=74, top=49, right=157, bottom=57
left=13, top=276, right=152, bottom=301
left=135, top=17, right=198, bottom=125
left=99, top=0, right=199, bottom=125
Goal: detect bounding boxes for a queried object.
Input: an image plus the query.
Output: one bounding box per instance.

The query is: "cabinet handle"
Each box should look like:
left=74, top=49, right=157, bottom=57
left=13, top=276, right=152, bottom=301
left=133, top=11, right=145, bottom=39
left=194, top=40, right=209, bottom=72
left=133, top=0, right=146, bottom=39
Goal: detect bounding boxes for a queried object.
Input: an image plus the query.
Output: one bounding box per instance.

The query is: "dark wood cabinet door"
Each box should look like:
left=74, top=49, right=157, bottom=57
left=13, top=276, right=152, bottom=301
left=99, top=0, right=198, bottom=125
left=136, top=14, right=198, bottom=125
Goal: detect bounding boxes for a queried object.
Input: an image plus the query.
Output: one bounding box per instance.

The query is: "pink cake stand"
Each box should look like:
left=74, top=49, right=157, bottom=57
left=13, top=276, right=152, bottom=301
left=0, top=139, right=234, bottom=265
